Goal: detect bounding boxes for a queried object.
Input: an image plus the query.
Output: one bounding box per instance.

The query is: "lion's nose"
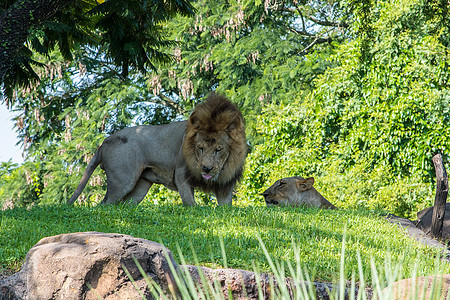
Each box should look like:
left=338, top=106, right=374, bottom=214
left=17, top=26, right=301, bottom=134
left=202, top=166, right=213, bottom=173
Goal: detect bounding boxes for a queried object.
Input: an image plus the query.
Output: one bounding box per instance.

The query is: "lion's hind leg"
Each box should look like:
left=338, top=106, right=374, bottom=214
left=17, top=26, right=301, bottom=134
left=124, top=178, right=153, bottom=204
left=100, top=167, right=142, bottom=205
left=101, top=185, right=130, bottom=205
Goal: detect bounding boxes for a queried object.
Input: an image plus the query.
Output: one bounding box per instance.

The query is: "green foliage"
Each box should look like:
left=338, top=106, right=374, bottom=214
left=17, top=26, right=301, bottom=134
left=152, top=0, right=347, bottom=133
left=312, top=0, right=450, bottom=180
left=1, top=0, right=194, bottom=98
left=1, top=0, right=350, bottom=207
left=0, top=204, right=446, bottom=282
left=238, top=0, right=450, bottom=218
left=0, top=161, right=44, bottom=208
left=89, top=0, right=194, bottom=76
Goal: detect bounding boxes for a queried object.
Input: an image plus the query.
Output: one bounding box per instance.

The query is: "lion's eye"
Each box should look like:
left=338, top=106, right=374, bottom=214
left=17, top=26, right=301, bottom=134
left=278, top=181, right=286, bottom=187
left=215, top=146, right=222, bottom=153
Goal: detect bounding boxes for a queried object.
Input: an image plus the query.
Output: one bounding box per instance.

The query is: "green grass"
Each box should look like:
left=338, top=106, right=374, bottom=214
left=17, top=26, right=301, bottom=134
left=0, top=203, right=448, bottom=285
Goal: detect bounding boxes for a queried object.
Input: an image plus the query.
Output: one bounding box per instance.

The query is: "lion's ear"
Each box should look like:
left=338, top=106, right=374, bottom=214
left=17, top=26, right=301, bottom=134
left=296, top=177, right=314, bottom=192
left=226, top=116, right=241, bottom=133
left=189, top=114, right=201, bottom=130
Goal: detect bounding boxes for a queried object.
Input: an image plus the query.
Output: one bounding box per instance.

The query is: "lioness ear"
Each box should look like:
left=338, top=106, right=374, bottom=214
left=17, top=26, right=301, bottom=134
left=296, top=177, right=314, bottom=192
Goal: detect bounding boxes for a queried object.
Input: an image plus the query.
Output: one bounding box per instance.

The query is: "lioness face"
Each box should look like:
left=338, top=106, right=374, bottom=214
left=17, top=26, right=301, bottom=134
left=193, top=132, right=231, bottom=181
left=262, top=177, right=315, bottom=207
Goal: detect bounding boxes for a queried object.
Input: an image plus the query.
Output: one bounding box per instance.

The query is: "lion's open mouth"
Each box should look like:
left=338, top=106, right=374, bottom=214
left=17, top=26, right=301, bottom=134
left=202, top=174, right=213, bottom=180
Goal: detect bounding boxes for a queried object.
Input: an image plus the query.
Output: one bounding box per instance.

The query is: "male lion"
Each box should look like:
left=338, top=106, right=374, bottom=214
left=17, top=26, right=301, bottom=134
left=262, top=176, right=337, bottom=209
left=67, top=93, right=247, bottom=206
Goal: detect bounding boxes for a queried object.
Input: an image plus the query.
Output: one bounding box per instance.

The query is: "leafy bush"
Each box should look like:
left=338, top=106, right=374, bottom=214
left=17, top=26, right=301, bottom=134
left=236, top=99, right=434, bottom=218
left=237, top=0, right=450, bottom=218
left=0, top=161, right=44, bottom=208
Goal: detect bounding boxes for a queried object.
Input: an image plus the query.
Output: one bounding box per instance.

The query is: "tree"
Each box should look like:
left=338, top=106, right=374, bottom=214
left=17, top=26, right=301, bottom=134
left=131, top=0, right=351, bottom=145
left=0, top=0, right=75, bottom=88
left=0, top=0, right=194, bottom=99
left=1, top=0, right=354, bottom=207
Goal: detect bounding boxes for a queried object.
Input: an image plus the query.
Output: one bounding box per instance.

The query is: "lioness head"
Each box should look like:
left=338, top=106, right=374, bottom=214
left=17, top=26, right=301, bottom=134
left=182, top=93, right=247, bottom=191
left=262, top=176, right=337, bottom=209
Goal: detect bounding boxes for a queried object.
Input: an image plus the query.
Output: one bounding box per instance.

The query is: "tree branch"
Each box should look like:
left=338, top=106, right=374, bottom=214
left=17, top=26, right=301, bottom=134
left=285, top=25, right=314, bottom=37
left=281, top=7, right=349, bottom=29
left=308, top=16, right=349, bottom=28
left=159, top=94, right=184, bottom=114
left=298, top=35, right=332, bottom=56
left=293, top=4, right=307, bottom=33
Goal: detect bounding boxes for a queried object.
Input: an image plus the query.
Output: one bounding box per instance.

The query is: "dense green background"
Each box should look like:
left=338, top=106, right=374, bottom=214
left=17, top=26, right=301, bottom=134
left=1, top=0, right=450, bottom=218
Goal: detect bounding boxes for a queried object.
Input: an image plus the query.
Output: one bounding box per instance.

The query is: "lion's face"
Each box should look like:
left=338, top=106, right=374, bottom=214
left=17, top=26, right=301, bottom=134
left=182, top=93, right=247, bottom=192
left=262, top=177, right=315, bottom=207
left=192, top=131, right=231, bottom=181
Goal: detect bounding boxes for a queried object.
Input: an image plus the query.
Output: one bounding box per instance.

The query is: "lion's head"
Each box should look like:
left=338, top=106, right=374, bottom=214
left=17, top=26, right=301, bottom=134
left=182, top=93, right=247, bottom=193
left=262, top=176, right=337, bottom=209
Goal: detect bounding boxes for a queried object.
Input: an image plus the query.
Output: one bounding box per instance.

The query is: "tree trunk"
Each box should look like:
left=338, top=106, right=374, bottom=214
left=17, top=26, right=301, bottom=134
left=431, top=153, right=448, bottom=239
left=0, top=0, right=75, bottom=84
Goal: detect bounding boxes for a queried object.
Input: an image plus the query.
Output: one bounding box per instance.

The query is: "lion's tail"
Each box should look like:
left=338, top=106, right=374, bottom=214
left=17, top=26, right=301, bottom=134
left=66, top=148, right=102, bottom=205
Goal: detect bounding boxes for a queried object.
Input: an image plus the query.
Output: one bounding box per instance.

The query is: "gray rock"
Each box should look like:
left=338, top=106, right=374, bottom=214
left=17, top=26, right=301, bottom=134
left=182, top=265, right=270, bottom=299
left=381, top=274, right=450, bottom=299
left=0, top=232, right=368, bottom=299
left=182, top=265, right=362, bottom=299
left=386, top=214, right=450, bottom=257
left=0, top=232, right=179, bottom=299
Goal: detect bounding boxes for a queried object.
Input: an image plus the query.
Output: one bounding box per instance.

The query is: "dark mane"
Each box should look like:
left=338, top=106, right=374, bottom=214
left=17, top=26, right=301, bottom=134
left=185, top=164, right=244, bottom=195
left=182, top=92, right=247, bottom=191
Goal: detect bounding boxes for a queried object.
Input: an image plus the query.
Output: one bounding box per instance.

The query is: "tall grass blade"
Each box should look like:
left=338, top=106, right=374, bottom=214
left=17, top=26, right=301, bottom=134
left=161, top=245, right=193, bottom=299
left=286, top=241, right=316, bottom=300
left=256, top=234, right=279, bottom=279
left=357, top=250, right=366, bottom=300
left=219, top=235, right=228, bottom=269
left=176, top=243, right=201, bottom=300
left=370, top=258, right=384, bottom=299
left=252, top=262, right=266, bottom=300
left=189, top=240, right=224, bottom=300
left=339, top=230, right=346, bottom=300
left=350, top=272, right=356, bottom=300
left=86, top=283, right=103, bottom=300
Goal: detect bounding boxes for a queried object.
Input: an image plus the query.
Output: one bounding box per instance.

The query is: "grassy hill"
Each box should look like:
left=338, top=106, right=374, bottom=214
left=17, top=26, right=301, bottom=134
left=0, top=203, right=448, bottom=285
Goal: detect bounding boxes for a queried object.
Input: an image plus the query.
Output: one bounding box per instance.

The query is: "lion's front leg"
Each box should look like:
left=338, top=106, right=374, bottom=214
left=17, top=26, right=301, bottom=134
left=174, top=166, right=196, bottom=206
left=178, top=186, right=196, bottom=206
left=215, top=185, right=234, bottom=206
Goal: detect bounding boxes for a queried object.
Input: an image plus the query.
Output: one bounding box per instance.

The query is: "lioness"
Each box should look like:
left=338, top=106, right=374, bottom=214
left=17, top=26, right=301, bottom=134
left=67, top=93, right=247, bottom=206
left=262, top=176, right=337, bottom=209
